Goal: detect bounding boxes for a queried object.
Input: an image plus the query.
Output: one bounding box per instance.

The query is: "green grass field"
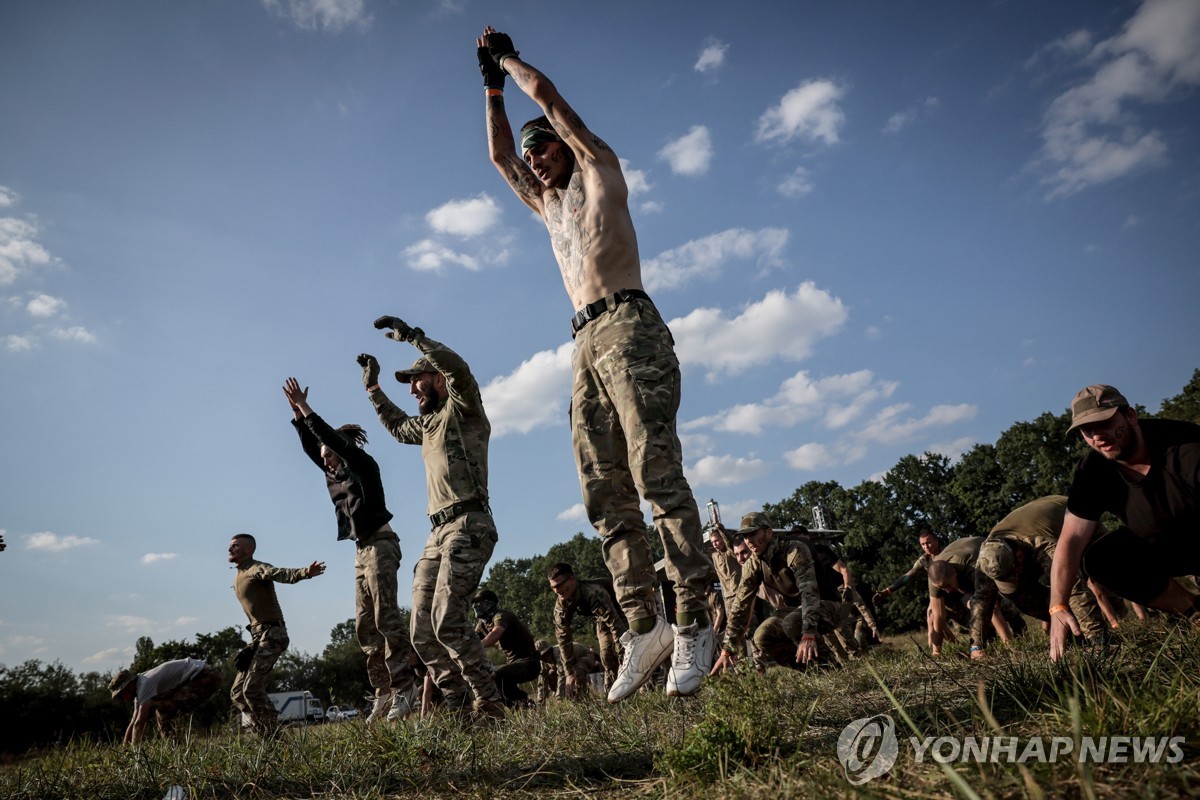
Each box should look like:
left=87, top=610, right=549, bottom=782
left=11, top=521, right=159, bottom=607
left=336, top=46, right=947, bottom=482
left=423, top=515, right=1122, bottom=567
left=3, top=617, right=1197, bottom=799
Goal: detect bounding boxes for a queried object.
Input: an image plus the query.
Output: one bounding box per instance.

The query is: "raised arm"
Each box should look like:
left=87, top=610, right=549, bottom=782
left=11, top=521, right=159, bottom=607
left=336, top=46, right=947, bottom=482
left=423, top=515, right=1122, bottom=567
left=481, top=28, right=618, bottom=169
left=478, top=31, right=545, bottom=215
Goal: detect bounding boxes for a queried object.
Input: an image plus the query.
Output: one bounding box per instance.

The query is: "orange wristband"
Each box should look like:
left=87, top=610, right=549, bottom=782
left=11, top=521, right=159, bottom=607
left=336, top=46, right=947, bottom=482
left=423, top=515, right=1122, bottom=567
left=1049, top=604, right=1070, bottom=616
left=485, top=88, right=503, bottom=97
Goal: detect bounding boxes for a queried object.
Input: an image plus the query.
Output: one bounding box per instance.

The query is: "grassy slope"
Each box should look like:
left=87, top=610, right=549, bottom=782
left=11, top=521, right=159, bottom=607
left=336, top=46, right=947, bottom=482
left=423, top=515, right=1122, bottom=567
left=3, top=618, right=1197, bottom=799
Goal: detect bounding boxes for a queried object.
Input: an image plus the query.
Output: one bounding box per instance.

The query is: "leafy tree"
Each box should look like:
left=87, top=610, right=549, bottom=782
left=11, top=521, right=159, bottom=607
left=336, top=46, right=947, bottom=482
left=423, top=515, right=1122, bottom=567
left=1156, top=368, right=1200, bottom=423
left=992, top=411, right=1083, bottom=508
left=948, top=443, right=1008, bottom=535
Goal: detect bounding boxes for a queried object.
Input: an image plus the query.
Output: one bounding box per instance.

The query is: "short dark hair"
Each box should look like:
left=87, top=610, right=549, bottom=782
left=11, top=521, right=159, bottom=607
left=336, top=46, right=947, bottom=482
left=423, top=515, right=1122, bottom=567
left=232, top=533, right=256, bottom=548
left=336, top=424, right=368, bottom=448
left=547, top=562, right=574, bottom=582
left=918, top=529, right=940, bottom=542
left=472, top=588, right=497, bottom=605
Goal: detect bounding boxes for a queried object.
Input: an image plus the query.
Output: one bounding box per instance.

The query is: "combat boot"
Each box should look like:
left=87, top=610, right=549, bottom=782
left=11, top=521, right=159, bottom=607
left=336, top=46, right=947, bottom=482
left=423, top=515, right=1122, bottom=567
left=607, top=616, right=673, bottom=703
left=469, top=697, right=506, bottom=725
left=666, top=621, right=714, bottom=697
left=386, top=692, right=411, bottom=722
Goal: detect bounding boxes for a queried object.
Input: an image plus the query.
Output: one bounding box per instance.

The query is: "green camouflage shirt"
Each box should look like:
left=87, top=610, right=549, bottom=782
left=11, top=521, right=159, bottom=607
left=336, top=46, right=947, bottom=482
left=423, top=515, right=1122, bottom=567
left=553, top=579, right=627, bottom=672
left=368, top=334, right=490, bottom=518
left=723, top=534, right=821, bottom=651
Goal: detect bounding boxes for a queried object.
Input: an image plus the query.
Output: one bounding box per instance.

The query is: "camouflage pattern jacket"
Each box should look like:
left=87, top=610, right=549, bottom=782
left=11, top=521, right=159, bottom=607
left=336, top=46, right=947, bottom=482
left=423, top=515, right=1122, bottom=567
left=553, top=578, right=627, bottom=672
left=368, top=334, right=491, bottom=519
left=723, top=535, right=821, bottom=652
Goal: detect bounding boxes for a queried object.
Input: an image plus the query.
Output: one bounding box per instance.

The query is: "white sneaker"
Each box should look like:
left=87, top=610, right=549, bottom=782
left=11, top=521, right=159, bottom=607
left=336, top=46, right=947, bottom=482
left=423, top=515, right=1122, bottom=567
left=365, top=693, right=393, bottom=723
left=385, top=693, right=410, bottom=722
left=666, top=622, right=715, bottom=697
left=607, top=616, right=673, bottom=703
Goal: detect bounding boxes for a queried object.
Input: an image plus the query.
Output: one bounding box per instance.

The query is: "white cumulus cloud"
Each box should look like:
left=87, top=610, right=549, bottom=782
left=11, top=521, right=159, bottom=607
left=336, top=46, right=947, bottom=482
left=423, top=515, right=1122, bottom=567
left=482, top=342, right=574, bottom=437
left=756, top=79, right=847, bottom=146
left=1033, top=0, right=1200, bottom=198
left=670, top=283, right=847, bottom=379
left=695, top=39, right=729, bottom=73
left=688, top=454, right=769, bottom=487
left=26, top=532, right=99, bottom=552
left=262, top=0, right=371, bottom=32
left=778, top=166, right=815, bottom=198
left=643, top=228, right=788, bottom=293
left=426, top=193, right=502, bottom=237
left=658, top=125, right=713, bottom=176
left=556, top=504, right=588, bottom=523
left=403, top=239, right=481, bottom=272
left=141, top=552, right=178, bottom=565
left=26, top=294, right=65, bottom=318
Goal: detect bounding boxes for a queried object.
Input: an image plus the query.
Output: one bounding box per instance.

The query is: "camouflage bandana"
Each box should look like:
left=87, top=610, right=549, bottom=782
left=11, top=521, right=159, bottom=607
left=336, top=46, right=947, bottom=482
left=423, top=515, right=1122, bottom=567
left=521, top=126, right=561, bottom=157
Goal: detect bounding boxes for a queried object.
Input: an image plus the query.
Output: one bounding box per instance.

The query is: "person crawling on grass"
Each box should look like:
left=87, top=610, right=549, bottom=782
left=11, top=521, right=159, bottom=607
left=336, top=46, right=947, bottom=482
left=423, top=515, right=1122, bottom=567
left=712, top=513, right=862, bottom=672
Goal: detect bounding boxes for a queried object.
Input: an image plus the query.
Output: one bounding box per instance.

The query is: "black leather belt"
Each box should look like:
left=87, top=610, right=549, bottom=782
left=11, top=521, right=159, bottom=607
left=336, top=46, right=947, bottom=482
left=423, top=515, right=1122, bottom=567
left=429, top=498, right=490, bottom=527
left=570, top=289, right=652, bottom=335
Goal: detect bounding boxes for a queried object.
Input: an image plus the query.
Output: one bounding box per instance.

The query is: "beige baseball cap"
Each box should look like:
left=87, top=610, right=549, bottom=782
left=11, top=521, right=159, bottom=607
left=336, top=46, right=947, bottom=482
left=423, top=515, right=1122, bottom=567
left=1067, top=384, right=1128, bottom=432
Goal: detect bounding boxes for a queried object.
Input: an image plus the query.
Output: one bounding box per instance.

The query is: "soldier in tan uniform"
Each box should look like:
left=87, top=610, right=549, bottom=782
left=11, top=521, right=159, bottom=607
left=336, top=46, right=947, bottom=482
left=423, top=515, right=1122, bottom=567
left=227, top=533, right=324, bottom=736
left=970, top=496, right=1108, bottom=659
left=927, top=536, right=1025, bottom=656
left=360, top=316, right=504, bottom=721
left=873, top=530, right=943, bottom=605
left=536, top=641, right=602, bottom=701
left=712, top=513, right=860, bottom=672
left=548, top=562, right=627, bottom=692
left=477, top=26, right=714, bottom=700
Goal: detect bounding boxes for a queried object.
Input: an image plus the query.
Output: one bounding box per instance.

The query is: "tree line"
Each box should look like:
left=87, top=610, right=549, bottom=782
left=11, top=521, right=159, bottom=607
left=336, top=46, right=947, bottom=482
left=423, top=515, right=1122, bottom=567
left=3, top=369, right=1195, bottom=755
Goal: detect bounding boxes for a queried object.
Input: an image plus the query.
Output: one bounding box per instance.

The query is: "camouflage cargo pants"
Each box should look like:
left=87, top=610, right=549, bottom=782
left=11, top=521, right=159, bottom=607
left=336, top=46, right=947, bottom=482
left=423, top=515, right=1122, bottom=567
left=153, top=664, right=221, bottom=737
left=571, top=295, right=712, bottom=623
left=356, top=531, right=415, bottom=700
left=410, top=511, right=500, bottom=708
left=754, top=600, right=861, bottom=667
left=595, top=621, right=621, bottom=689
left=230, top=623, right=288, bottom=735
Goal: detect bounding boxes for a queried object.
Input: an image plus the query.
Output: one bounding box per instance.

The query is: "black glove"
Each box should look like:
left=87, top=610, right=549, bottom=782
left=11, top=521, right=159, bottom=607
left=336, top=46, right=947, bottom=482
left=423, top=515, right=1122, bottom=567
left=484, top=31, right=519, bottom=71
left=478, top=46, right=504, bottom=90
left=357, top=353, right=380, bottom=388
left=373, top=314, right=415, bottom=341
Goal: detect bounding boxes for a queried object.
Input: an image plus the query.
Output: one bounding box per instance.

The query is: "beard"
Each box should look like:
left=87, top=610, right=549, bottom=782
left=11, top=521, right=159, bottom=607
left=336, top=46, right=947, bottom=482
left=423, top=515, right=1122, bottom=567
left=1094, top=417, right=1138, bottom=461
left=417, top=394, right=443, bottom=415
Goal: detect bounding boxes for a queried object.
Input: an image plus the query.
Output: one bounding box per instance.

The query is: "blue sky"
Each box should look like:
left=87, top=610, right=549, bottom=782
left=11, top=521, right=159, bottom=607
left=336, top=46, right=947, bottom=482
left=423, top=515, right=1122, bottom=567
left=1, top=0, right=1197, bottom=674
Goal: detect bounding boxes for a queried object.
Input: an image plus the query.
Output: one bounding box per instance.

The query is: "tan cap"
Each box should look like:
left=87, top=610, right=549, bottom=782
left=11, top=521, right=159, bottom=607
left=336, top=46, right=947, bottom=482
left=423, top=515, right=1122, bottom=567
left=394, top=357, right=437, bottom=383
left=108, top=669, right=138, bottom=698
left=977, top=539, right=1019, bottom=594
left=737, top=511, right=775, bottom=534
left=1067, top=384, right=1128, bottom=432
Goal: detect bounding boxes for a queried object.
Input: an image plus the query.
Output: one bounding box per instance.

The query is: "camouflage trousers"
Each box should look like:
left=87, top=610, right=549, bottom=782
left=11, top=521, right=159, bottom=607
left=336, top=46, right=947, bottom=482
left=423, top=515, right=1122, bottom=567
left=230, top=623, right=288, bottom=735
left=754, top=600, right=862, bottom=667
left=356, top=531, right=415, bottom=700
left=595, top=621, right=622, bottom=688
left=410, top=511, right=500, bottom=708
left=153, top=664, right=221, bottom=737
left=571, top=294, right=712, bottom=623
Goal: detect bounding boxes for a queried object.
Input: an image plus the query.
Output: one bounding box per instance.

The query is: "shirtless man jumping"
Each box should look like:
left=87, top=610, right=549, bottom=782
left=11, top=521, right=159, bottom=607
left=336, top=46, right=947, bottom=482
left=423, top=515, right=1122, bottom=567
left=477, top=26, right=714, bottom=700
